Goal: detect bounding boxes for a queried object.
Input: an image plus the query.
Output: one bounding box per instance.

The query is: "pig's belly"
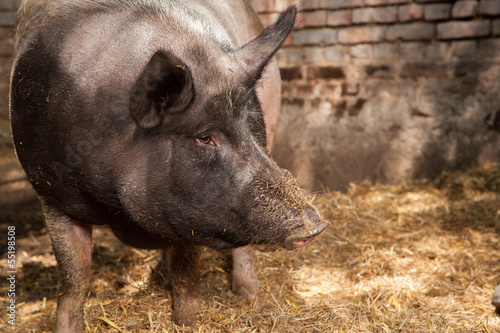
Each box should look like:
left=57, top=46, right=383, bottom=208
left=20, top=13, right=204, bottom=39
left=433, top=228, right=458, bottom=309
left=109, top=217, right=178, bottom=249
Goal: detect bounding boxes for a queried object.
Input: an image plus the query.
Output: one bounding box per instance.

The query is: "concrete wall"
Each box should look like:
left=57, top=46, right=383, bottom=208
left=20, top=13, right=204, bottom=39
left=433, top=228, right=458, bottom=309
left=250, top=0, right=500, bottom=191
left=1, top=0, right=499, bottom=192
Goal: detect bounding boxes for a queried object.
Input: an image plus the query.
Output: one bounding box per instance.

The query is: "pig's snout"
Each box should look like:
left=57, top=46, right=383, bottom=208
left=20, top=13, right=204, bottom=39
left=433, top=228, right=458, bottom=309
left=284, top=210, right=329, bottom=251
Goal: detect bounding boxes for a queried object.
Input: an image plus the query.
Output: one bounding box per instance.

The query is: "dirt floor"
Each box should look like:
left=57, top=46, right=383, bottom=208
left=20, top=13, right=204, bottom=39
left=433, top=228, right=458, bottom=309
left=1, top=157, right=500, bottom=332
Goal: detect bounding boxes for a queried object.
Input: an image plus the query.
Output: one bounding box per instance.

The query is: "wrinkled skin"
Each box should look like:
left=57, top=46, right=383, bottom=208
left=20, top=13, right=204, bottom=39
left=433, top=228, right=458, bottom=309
left=10, top=0, right=328, bottom=330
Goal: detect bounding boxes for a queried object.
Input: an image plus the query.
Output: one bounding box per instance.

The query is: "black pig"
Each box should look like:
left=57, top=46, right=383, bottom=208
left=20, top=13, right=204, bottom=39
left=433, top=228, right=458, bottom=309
left=10, top=0, right=328, bottom=330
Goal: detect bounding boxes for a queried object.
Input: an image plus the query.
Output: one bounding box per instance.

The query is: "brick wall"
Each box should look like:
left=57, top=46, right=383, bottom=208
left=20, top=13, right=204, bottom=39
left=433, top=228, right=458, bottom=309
left=0, top=0, right=18, bottom=143
left=250, top=0, right=500, bottom=191
left=1, top=1, right=499, bottom=191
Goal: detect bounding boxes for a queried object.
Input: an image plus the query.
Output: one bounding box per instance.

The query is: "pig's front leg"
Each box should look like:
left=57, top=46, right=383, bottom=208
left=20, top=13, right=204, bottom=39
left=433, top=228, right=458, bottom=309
left=170, top=245, right=200, bottom=326
left=43, top=205, right=93, bottom=333
left=231, top=246, right=258, bottom=301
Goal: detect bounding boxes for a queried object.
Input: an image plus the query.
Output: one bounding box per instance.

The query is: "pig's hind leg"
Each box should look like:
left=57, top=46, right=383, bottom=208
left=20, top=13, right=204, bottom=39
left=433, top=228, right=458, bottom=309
left=159, top=248, right=172, bottom=288
left=43, top=205, right=93, bottom=333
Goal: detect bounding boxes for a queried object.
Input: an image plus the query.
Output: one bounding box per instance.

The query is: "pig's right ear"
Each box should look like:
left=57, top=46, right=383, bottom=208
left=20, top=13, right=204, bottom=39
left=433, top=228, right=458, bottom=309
left=130, top=50, right=194, bottom=129
left=234, top=6, right=296, bottom=84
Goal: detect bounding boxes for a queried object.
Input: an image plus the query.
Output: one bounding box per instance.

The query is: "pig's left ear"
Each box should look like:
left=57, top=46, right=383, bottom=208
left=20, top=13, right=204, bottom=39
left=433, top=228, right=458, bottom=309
left=130, top=50, right=194, bottom=129
left=233, top=6, right=297, bottom=83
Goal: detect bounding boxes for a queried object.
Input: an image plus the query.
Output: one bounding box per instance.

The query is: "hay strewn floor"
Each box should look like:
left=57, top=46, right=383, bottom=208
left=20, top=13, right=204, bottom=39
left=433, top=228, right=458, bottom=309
left=1, top=163, right=500, bottom=332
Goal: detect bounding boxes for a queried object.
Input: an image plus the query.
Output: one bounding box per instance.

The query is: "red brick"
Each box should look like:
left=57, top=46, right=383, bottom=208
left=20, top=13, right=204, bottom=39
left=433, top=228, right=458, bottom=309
left=479, top=0, right=500, bottom=16
left=0, top=57, right=12, bottom=80
left=451, top=1, right=478, bottom=18
left=453, top=60, right=486, bottom=77
left=294, top=13, right=306, bottom=30
left=437, top=20, right=491, bottom=40
left=353, top=6, right=397, bottom=23
left=307, top=66, right=345, bottom=79
left=302, top=10, right=328, bottom=27
left=400, top=62, right=450, bottom=77
left=281, top=48, right=305, bottom=64
left=398, top=4, right=423, bottom=22
left=399, top=42, right=425, bottom=59
left=352, top=8, right=373, bottom=24
left=300, top=0, right=321, bottom=10
left=280, top=81, right=293, bottom=100
left=450, top=40, right=478, bottom=58
left=320, top=82, right=340, bottom=96
left=320, top=0, right=364, bottom=10
left=423, top=3, right=451, bottom=21
left=275, top=50, right=287, bottom=67
left=365, top=0, right=410, bottom=5
left=373, top=7, right=398, bottom=23
left=478, top=39, right=500, bottom=57
left=0, top=58, right=12, bottom=120
left=283, top=34, right=294, bottom=47
left=280, top=67, right=303, bottom=81
left=0, top=27, right=13, bottom=56
left=0, top=41, right=13, bottom=57
left=365, top=64, right=394, bottom=78
left=0, top=13, right=15, bottom=27
left=386, top=23, right=435, bottom=41
left=425, top=42, right=448, bottom=59
left=296, top=82, right=317, bottom=99
left=327, top=10, right=352, bottom=27
left=304, top=46, right=325, bottom=63
left=338, top=26, right=385, bottom=44
left=341, top=82, right=359, bottom=95
left=494, top=19, right=500, bottom=36
left=373, top=43, right=398, bottom=58
left=0, top=0, right=18, bottom=10
left=350, top=44, right=373, bottom=58
left=292, top=28, right=338, bottom=45
left=325, top=46, right=347, bottom=61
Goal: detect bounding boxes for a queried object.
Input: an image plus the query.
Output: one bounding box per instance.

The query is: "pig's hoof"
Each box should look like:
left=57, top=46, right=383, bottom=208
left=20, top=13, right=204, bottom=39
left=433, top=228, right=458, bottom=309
left=232, top=275, right=258, bottom=302
left=172, top=298, right=199, bottom=327
left=173, top=312, right=198, bottom=328
left=492, top=285, right=500, bottom=310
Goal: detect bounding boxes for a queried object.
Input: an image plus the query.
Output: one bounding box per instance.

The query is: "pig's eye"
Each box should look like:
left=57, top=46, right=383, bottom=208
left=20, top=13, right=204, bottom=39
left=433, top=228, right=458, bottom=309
left=196, top=136, right=215, bottom=146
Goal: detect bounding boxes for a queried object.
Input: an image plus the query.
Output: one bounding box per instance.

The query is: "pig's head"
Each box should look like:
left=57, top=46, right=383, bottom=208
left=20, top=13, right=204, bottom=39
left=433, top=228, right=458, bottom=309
left=123, top=7, right=328, bottom=250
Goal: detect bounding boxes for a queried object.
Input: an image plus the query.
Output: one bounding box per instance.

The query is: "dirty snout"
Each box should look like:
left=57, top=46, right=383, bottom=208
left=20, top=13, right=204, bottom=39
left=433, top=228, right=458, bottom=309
left=246, top=166, right=329, bottom=250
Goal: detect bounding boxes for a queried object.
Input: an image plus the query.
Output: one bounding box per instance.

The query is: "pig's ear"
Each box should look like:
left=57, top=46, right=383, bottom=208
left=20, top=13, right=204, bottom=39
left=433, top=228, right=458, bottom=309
left=234, top=6, right=296, bottom=83
left=130, top=50, right=194, bottom=129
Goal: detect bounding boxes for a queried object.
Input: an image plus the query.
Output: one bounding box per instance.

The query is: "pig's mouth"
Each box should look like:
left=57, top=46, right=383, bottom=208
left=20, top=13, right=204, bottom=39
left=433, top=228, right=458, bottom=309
left=283, top=221, right=329, bottom=251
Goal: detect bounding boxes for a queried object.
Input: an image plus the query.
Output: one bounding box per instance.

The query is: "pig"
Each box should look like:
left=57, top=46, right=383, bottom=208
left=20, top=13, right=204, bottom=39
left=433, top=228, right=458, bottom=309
left=10, top=0, right=328, bottom=331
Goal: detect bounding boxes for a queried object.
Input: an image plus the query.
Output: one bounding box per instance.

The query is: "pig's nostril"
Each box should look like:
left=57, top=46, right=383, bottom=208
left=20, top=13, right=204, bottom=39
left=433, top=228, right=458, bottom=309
left=289, top=223, right=305, bottom=232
